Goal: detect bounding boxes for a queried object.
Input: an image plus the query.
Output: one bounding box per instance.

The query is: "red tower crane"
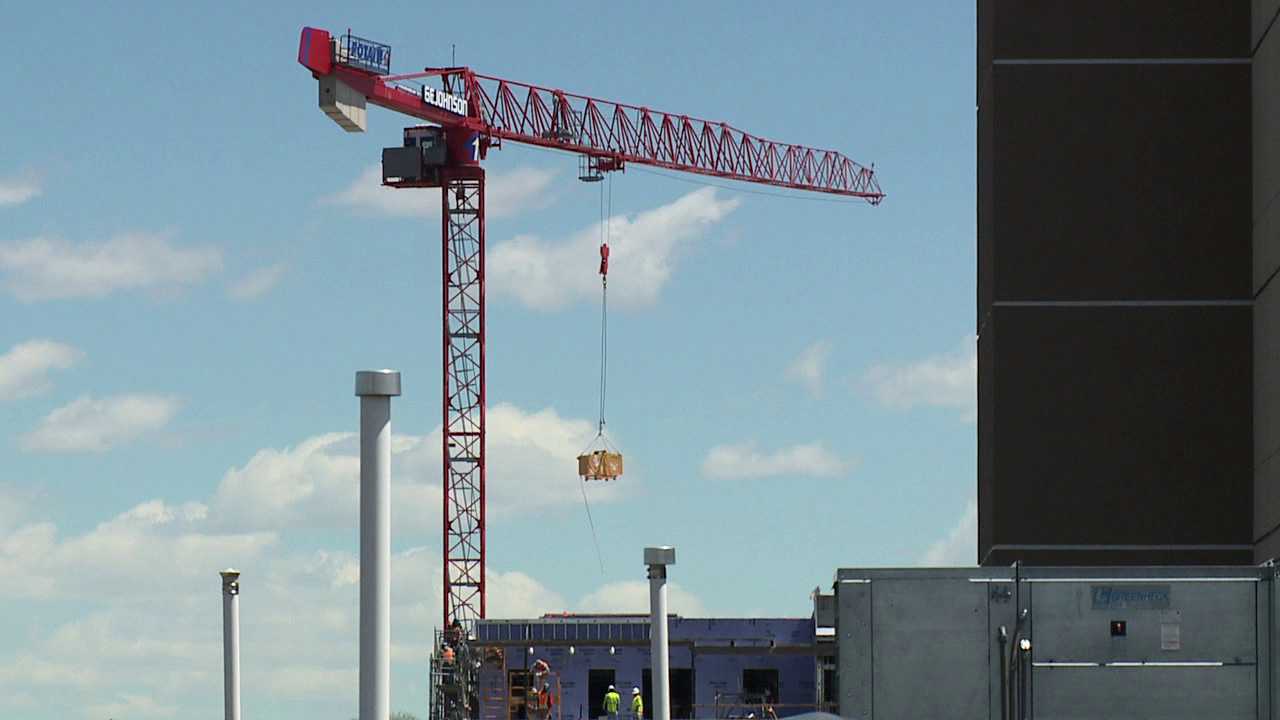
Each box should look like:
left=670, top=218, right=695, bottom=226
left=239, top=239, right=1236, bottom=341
left=297, top=28, right=883, bottom=632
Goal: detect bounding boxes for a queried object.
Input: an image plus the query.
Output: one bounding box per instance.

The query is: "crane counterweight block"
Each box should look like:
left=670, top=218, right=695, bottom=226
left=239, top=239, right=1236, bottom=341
left=319, top=76, right=367, bottom=132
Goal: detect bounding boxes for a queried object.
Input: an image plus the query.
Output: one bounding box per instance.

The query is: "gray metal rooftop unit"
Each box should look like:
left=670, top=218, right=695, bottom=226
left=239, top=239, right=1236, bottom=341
left=834, top=565, right=1272, bottom=720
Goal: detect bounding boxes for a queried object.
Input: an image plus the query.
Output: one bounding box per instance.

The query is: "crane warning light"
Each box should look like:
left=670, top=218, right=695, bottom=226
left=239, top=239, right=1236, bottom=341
left=335, top=33, right=391, bottom=75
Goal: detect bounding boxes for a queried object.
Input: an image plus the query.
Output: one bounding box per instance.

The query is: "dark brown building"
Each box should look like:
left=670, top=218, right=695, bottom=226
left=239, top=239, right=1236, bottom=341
left=977, top=1, right=1280, bottom=565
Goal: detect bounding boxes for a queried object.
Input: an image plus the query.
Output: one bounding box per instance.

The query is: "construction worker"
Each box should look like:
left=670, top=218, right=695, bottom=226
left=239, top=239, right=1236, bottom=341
left=603, top=684, right=621, bottom=720
left=532, top=658, right=551, bottom=687
left=631, top=687, right=644, bottom=720
left=762, top=693, right=778, bottom=720
left=538, top=681, right=555, bottom=720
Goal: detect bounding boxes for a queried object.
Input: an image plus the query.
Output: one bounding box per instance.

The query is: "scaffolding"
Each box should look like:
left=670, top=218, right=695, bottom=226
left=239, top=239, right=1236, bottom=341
left=507, top=667, right=563, bottom=720
left=430, top=628, right=479, bottom=720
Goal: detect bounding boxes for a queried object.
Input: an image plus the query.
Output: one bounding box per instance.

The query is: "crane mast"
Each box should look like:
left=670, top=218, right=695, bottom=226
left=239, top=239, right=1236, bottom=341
left=297, top=27, right=882, bottom=718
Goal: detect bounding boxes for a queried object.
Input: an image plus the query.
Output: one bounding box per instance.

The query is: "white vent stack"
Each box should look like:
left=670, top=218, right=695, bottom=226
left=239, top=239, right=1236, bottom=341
left=646, top=546, right=676, bottom=720
left=356, top=370, right=401, bottom=720
left=220, top=569, right=241, bottom=720
left=320, top=75, right=367, bottom=132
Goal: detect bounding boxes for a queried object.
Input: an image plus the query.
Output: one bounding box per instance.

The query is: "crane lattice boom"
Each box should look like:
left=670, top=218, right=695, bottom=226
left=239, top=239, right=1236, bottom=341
left=296, top=25, right=884, bottom=639
left=299, top=27, right=884, bottom=202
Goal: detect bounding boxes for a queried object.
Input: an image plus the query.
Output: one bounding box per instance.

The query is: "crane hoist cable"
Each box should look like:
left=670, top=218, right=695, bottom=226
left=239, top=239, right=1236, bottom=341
left=575, top=174, right=615, bottom=575
left=579, top=480, right=605, bottom=575
left=576, top=173, right=622, bottom=477
left=597, top=174, right=611, bottom=435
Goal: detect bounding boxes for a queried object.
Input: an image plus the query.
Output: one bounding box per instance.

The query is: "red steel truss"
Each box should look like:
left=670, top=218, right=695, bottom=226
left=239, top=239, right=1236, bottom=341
left=441, top=169, right=486, bottom=628
left=298, top=25, right=883, bottom=632
left=318, top=61, right=884, bottom=202
left=442, top=70, right=882, bottom=201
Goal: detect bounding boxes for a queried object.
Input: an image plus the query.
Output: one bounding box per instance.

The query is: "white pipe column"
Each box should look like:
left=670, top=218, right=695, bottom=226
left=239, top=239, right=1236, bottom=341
left=645, top=546, right=675, bottom=720
left=220, top=569, right=241, bottom=720
left=356, top=370, right=401, bottom=720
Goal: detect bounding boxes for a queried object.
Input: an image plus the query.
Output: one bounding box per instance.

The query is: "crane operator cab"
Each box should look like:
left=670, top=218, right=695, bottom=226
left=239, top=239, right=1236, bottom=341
left=382, top=126, right=449, bottom=188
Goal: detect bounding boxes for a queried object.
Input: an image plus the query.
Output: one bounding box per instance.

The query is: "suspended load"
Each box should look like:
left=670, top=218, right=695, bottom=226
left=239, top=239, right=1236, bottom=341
left=578, top=448, right=624, bottom=481
left=578, top=215, right=623, bottom=482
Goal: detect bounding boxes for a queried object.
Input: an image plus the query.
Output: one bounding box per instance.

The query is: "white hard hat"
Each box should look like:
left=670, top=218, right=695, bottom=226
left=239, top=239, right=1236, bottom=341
left=608, top=685, right=615, bottom=691
left=632, top=687, right=640, bottom=695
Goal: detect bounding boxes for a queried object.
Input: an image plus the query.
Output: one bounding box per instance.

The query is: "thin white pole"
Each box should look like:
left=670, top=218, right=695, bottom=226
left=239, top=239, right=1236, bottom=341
left=645, top=547, right=675, bottom=720
left=356, top=370, right=401, bottom=720
left=220, top=569, right=241, bottom=720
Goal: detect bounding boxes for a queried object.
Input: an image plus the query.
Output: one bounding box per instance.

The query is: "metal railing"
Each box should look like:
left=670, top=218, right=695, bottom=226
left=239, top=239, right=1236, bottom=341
left=334, top=32, right=392, bottom=75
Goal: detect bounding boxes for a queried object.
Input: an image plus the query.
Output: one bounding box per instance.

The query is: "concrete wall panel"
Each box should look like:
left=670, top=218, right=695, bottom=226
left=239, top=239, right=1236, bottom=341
left=1256, top=20, right=1280, bottom=291
left=992, top=64, right=1250, bottom=302
left=992, top=0, right=1249, bottom=59
left=1257, top=285, right=1280, bottom=464
left=989, top=306, right=1251, bottom=548
left=1256, top=453, right=1280, bottom=561
left=836, top=582, right=872, bottom=719
left=1256, top=0, right=1280, bottom=51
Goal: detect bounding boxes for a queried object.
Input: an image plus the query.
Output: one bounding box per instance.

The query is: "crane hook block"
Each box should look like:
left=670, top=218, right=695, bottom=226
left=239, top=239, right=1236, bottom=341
left=599, top=243, right=610, bottom=277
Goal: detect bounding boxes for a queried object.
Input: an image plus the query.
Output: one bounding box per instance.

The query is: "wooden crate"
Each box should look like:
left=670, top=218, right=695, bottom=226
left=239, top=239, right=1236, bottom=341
left=578, top=451, right=623, bottom=480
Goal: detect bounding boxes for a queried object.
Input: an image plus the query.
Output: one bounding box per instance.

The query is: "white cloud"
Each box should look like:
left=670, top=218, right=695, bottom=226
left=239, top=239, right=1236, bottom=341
left=0, top=401, right=672, bottom=717
left=208, top=432, right=370, bottom=530
left=0, top=654, right=104, bottom=689
left=701, top=441, right=851, bottom=480
left=863, top=336, right=977, bottom=422
left=209, top=403, right=628, bottom=533
left=0, top=339, right=82, bottom=401
left=490, top=187, right=740, bottom=310
left=919, top=499, right=977, bottom=567
left=0, top=174, right=41, bottom=206
left=0, top=467, right=691, bottom=717
left=0, top=232, right=222, bottom=301
left=325, top=164, right=557, bottom=220
left=785, top=339, right=832, bottom=398
left=490, top=568, right=569, bottom=618
left=0, top=500, right=279, bottom=715
left=86, top=693, right=178, bottom=719
left=577, top=580, right=707, bottom=616
left=20, top=394, right=181, bottom=453
left=0, top=499, right=274, bottom=601
left=0, top=492, right=572, bottom=716
left=0, top=484, right=31, bottom=536
left=227, top=263, right=286, bottom=301
left=480, top=404, right=632, bottom=516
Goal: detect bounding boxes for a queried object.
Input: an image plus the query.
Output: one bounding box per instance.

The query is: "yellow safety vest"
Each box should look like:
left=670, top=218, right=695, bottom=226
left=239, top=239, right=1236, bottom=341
left=632, top=695, right=644, bottom=717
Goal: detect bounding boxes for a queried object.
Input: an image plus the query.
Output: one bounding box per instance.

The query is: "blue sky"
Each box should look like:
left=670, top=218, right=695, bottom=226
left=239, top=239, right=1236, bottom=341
left=0, top=2, right=975, bottom=717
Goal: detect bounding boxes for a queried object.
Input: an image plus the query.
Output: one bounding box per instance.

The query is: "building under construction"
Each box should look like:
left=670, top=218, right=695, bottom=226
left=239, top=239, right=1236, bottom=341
left=469, top=614, right=833, bottom=720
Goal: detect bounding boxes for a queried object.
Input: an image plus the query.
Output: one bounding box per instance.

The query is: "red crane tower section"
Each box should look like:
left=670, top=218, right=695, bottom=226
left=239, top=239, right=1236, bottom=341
left=297, top=27, right=883, bottom=630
